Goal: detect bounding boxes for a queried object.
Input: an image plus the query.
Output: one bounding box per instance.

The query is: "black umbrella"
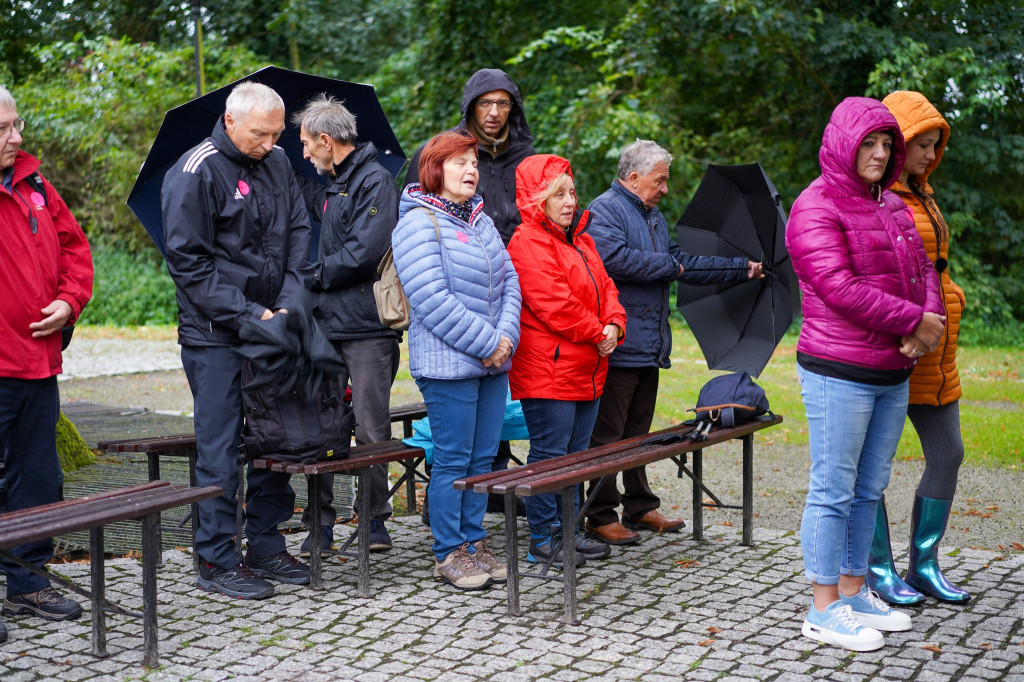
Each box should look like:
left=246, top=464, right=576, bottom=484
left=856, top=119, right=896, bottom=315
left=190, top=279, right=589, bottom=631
left=127, top=65, right=406, bottom=255
left=675, top=163, right=799, bottom=377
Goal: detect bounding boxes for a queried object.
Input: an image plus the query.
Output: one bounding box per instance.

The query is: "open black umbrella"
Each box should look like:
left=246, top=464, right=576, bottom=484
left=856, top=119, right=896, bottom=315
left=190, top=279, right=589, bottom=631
left=675, top=163, right=799, bottom=377
left=127, top=65, right=406, bottom=255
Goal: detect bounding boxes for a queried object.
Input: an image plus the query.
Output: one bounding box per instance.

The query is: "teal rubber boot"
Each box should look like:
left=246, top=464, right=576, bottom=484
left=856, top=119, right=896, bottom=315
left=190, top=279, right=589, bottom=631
left=865, top=497, right=925, bottom=605
left=904, top=495, right=970, bottom=603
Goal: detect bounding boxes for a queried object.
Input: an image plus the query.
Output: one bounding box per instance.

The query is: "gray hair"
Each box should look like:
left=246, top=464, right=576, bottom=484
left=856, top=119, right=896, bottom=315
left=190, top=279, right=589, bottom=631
left=291, top=94, right=357, bottom=145
left=617, top=139, right=673, bottom=180
left=0, top=85, right=16, bottom=111
left=225, top=82, right=284, bottom=119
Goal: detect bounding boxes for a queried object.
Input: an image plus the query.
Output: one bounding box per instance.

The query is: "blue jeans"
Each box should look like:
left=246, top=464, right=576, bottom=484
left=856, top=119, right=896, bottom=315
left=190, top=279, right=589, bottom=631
left=0, top=377, right=61, bottom=596
left=417, top=373, right=508, bottom=560
left=521, top=398, right=601, bottom=534
left=798, top=366, right=909, bottom=584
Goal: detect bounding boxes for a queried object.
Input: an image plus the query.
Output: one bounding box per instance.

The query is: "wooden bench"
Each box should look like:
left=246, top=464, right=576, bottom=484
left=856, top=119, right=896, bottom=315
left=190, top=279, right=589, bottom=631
left=252, top=438, right=425, bottom=594
left=95, top=401, right=431, bottom=558
left=0, top=481, right=222, bottom=667
left=455, top=415, right=783, bottom=624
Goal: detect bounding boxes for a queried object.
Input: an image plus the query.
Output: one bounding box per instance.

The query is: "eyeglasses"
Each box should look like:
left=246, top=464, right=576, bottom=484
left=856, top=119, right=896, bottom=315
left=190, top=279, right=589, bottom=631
left=475, top=99, right=512, bottom=112
left=0, top=118, right=25, bottom=139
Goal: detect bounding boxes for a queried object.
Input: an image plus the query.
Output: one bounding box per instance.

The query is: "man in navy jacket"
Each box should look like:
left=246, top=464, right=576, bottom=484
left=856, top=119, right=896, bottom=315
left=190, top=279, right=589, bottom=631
left=162, top=82, right=314, bottom=599
left=585, top=139, right=761, bottom=545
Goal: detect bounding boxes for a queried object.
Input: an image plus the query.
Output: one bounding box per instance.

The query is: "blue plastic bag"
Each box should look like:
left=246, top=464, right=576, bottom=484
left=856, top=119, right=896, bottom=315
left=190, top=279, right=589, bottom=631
left=404, top=390, right=530, bottom=465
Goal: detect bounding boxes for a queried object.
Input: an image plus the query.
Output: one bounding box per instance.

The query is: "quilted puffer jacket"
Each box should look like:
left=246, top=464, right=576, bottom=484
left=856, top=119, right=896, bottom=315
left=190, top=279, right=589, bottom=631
left=786, top=97, right=942, bottom=373
left=392, top=186, right=521, bottom=380
left=883, top=90, right=964, bottom=405
left=507, top=155, right=627, bottom=401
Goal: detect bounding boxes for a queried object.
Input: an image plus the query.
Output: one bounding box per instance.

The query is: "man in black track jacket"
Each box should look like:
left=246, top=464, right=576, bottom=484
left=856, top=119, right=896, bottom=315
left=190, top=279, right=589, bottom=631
left=162, top=82, right=314, bottom=599
left=292, top=94, right=401, bottom=556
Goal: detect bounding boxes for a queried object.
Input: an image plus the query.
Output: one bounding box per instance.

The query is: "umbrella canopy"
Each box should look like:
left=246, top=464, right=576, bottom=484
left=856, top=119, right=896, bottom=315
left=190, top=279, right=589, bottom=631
left=127, top=65, right=406, bottom=255
left=675, top=163, right=799, bottom=377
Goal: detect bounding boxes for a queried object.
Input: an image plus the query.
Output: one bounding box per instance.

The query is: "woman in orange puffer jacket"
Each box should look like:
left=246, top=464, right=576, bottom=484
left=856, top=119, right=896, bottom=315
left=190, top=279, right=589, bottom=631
left=867, top=91, right=970, bottom=605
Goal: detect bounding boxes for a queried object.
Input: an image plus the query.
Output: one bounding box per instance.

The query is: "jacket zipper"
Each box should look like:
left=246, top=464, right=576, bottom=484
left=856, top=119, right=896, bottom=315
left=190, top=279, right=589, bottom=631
left=916, top=196, right=952, bottom=401
left=570, top=229, right=603, bottom=401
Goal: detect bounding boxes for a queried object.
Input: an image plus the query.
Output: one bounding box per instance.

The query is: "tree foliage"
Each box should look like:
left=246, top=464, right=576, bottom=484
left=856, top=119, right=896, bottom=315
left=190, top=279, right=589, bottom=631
left=1, top=0, right=1021, bottom=339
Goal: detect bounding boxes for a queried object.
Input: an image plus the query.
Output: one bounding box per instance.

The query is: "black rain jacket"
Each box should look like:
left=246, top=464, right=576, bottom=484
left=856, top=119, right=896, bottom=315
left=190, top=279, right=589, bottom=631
left=162, top=118, right=313, bottom=347
left=405, top=68, right=536, bottom=245
left=297, top=142, right=401, bottom=340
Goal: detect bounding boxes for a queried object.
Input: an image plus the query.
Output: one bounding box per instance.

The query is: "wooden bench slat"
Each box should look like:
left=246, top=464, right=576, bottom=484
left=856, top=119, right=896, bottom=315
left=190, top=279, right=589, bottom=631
left=510, top=417, right=781, bottom=496
left=97, top=434, right=197, bottom=454
left=0, top=484, right=222, bottom=548
left=252, top=439, right=424, bottom=475
left=454, top=422, right=698, bottom=493
left=0, top=481, right=172, bottom=524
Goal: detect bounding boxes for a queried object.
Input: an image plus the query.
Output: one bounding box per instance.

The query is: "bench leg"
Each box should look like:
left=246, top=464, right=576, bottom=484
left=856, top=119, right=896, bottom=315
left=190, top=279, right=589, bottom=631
left=141, top=512, right=160, bottom=668
left=146, top=454, right=163, bottom=567
left=504, top=491, right=521, bottom=616
left=742, top=434, right=754, bottom=547
left=308, top=474, right=323, bottom=590
left=560, top=487, right=578, bottom=625
left=89, top=527, right=107, bottom=658
left=403, top=458, right=418, bottom=514
left=356, top=469, right=371, bottom=598
left=692, top=447, right=704, bottom=542
left=190, top=451, right=200, bottom=573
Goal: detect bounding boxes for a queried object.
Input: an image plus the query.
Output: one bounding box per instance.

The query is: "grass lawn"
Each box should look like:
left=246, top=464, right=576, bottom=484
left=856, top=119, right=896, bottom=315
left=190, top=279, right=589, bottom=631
left=653, top=316, right=1023, bottom=470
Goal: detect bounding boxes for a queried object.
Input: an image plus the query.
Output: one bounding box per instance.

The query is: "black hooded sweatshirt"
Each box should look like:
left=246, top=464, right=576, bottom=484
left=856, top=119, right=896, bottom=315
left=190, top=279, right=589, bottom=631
left=405, top=68, right=536, bottom=245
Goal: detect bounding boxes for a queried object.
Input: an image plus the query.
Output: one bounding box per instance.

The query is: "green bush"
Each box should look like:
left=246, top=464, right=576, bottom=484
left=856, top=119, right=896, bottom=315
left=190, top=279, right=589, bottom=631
left=80, top=244, right=177, bottom=326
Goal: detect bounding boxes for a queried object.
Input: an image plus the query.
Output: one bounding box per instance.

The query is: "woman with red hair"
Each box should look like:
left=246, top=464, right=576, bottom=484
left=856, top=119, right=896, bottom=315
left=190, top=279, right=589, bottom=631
left=392, top=131, right=521, bottom=591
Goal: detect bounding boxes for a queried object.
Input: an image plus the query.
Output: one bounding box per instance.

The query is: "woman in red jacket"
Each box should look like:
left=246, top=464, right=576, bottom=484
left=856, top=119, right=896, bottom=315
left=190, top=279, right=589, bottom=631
left=508, top=154, right=627, bottom=568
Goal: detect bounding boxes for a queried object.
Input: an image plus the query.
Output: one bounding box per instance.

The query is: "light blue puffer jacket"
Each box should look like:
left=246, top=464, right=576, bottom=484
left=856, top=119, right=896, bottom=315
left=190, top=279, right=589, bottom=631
left=393, top=186, right=521, bottom=380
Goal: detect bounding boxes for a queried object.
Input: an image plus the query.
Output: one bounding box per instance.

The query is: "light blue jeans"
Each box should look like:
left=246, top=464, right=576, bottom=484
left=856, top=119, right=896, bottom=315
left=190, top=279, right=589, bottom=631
left=798, top=366, right=909, bottom=585
left=417, top=372, right=508, bottom=561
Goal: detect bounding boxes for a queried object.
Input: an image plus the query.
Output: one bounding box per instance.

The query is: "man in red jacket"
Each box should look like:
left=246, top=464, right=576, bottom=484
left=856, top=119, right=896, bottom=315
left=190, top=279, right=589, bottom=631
left=0, top=86, right=94, bottom=642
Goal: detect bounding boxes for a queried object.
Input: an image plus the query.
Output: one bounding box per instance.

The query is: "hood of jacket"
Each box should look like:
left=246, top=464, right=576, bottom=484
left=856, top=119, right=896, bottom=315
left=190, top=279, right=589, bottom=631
left=514, top=154, right=588, bottom=238
left=819, top=97, right=906, bottom=199
left=459, top=68, right=534, bottom=145
left=883, top=90, right=950, bottom=190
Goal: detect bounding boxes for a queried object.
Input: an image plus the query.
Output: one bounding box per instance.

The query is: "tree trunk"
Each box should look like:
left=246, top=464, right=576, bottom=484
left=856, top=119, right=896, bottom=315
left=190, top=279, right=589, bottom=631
left=57, top=411, right=94, bottom=474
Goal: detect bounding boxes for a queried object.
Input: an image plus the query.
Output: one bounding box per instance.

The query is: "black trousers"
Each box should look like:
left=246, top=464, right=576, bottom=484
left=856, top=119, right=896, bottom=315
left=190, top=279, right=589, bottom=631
left=585, top=366, right=661, bottom=526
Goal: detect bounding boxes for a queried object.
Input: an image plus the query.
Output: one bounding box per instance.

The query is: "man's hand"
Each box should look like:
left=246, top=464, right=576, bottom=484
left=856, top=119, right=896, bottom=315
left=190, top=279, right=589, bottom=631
left=748, top=261, right=764, bottom=279
left=597, top=324, right=620, bottom=357
left=29, top=299, right=73, bottom=338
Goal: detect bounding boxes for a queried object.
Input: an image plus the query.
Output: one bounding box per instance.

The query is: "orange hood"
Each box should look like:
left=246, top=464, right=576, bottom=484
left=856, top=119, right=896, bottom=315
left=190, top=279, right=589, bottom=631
left=882, top=90, right=951, bottom=190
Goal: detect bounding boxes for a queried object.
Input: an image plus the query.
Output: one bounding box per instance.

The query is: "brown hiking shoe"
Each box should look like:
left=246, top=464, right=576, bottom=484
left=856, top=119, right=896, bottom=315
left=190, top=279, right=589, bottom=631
left=434, top=544, right=493, bottom=590
left=470, top=538, right=507, bottom=583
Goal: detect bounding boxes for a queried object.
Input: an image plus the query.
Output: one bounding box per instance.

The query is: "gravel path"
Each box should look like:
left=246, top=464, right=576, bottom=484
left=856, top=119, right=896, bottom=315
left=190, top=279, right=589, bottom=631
left=59, top=334, right=1024, bottom=552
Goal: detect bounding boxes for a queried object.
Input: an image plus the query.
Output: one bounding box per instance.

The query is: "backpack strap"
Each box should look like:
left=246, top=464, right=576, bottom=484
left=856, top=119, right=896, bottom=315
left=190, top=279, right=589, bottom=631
left=25, top=172, right=47, bottom=204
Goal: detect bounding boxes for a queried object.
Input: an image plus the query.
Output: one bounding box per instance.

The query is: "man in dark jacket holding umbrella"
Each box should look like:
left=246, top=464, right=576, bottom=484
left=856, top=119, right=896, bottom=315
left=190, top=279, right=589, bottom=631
left=405, top=68, right=536, bottom=510
left=292, top=94, right=401, bottom=555
left=584, top=139, right=762, bottom=545
left=162, top=82, right=314, bottom=599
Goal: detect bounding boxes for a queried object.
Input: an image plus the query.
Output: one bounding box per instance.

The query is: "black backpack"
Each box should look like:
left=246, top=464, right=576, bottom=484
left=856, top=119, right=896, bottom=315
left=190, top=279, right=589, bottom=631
left=693, top=372, right=771, bottom=428
left=238, top=360, right=353, bottom=465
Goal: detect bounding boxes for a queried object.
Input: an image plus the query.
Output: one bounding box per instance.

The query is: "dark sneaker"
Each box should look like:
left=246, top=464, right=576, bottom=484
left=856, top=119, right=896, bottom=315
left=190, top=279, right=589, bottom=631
left=198, top=561, right=275, bottom=599
left=527, top=532, right=586, bottom=568
left=300, top=525, right=337, bottom=558
left=3, top=586, right=82, bottom=621
left=245, top=551, right=311, bottom=585
left=367, top=520, right=392, bottom=552
left=575, top=533, right=611, bottom=560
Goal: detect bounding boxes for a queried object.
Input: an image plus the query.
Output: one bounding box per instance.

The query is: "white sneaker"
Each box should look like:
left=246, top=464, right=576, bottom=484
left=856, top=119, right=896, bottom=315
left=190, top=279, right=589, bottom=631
left=841, top=585, right=913, bottom=632
left=802, top=600, right=884, bottom=651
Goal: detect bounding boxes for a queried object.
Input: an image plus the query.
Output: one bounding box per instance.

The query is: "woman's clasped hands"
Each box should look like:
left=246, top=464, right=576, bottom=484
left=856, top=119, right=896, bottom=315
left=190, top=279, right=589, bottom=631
left=482, top=335, right=514, bottom=368
left=900, top=312, right=946, bottom=358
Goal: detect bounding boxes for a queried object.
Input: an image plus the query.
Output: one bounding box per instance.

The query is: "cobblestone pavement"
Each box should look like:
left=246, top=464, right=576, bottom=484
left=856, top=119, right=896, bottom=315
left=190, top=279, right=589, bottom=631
left=2, top=516, right=1022, bottom=681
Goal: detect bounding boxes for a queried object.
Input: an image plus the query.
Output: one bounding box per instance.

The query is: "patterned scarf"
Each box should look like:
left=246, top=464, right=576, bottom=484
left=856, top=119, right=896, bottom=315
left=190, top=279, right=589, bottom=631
left=427, top=194, right=473, bottom=223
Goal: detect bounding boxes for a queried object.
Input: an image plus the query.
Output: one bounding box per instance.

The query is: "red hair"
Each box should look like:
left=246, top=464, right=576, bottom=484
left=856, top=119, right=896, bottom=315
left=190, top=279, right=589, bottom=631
left=418, top=131, right=478, bottom=195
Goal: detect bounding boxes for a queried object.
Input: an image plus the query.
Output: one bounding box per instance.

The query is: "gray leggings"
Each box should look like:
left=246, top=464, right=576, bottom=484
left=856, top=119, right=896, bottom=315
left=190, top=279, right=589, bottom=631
left=907, top=400, right=964, bottom=500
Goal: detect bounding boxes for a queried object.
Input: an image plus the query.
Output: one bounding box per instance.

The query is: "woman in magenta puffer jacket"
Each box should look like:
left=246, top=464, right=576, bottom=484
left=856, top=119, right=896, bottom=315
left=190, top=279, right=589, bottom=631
left=786, top=97, right=944, bottom=653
